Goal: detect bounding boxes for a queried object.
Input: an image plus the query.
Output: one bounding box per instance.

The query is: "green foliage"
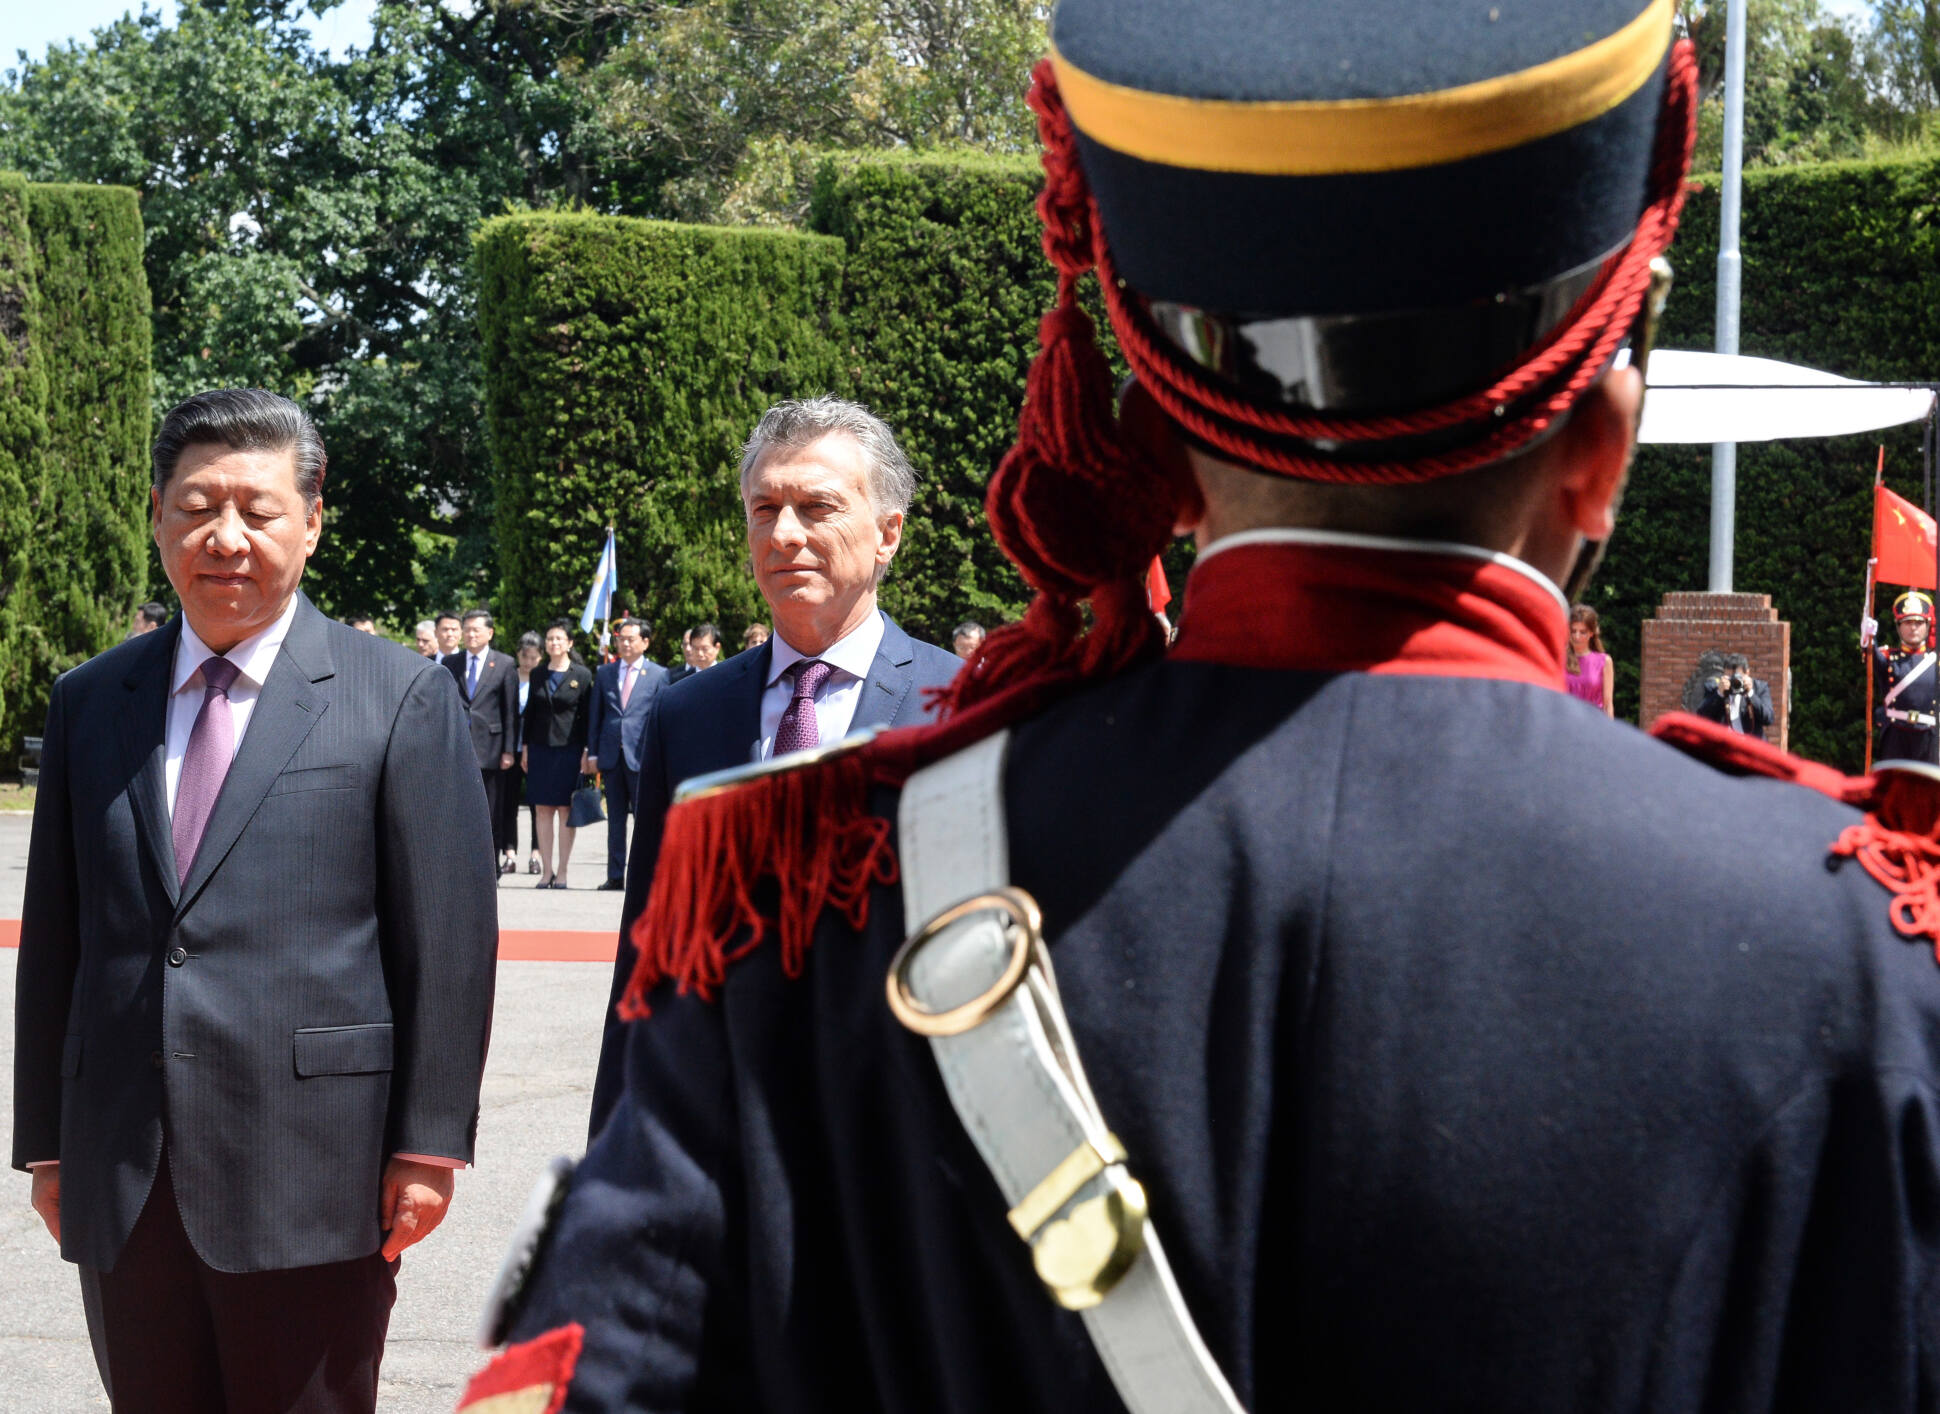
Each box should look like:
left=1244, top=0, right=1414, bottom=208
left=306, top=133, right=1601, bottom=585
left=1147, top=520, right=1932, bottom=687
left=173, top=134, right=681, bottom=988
left=0, top=0, right=633, bottom=623
left=476, top=212, right=846, bottom=643
left=0, top=172, right=46, bottom=756
left=11, top=183, right=152, bottom=759
left=1600, top=153, right=1940, bottom=770
left=809, top=151, right=1053, bottom=639
left=585, top=0, right=1047, bottom=224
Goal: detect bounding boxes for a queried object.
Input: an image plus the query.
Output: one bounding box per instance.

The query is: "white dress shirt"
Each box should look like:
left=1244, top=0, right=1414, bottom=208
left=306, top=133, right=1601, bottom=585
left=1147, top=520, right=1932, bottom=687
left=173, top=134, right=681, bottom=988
left=463, top=648, right=491, bottom=699
left=165, top=595, right=300, bottom=815
left=756, top=610, right=887, bottom=760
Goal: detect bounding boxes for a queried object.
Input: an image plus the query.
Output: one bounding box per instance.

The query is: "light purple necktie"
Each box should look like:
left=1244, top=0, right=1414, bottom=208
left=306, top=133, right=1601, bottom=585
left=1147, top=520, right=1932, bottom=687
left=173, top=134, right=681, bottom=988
left=173, top=656, right=240, bottom=884
left=773, top=660, right=833, bottom=756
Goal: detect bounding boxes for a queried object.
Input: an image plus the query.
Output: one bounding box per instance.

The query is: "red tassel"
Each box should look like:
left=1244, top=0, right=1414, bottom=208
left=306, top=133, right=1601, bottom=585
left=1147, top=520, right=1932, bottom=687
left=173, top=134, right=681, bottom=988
left=1831, top=770, right=1940, bottom=953
left=618, top=750, right=897, bottom=1019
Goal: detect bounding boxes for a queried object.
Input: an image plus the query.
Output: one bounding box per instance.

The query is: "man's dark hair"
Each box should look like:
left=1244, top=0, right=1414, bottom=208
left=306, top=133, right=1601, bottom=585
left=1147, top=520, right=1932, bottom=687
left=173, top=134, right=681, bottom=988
left=348, top=615, right=376, bottom=630
left=152, top=388, right=327, bottom=506
left=436, top=612, right=461, bottom=628
left=137, top=602, right=169, bottom=628
left=617, top=617, right=651, bottom=641
left=689, top=622, right=721, bottom=647
left=462, top=608, right=493, bottom=628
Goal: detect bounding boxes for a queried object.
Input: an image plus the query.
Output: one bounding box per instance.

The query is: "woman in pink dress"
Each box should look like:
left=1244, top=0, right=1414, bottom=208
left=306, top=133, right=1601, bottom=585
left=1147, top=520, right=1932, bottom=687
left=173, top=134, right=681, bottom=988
left=1566, top=604, right=1615, bottom=717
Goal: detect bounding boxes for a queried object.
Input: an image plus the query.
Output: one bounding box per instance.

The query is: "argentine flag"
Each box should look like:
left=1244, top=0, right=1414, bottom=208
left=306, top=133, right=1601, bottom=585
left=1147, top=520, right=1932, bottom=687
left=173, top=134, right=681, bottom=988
left=579, top=528, right=618, bottom=644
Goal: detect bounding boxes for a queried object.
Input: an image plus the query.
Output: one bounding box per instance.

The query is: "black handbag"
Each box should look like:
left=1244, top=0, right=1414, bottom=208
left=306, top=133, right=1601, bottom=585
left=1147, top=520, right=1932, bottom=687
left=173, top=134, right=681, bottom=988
left=569, top=774, right=607, bottom=829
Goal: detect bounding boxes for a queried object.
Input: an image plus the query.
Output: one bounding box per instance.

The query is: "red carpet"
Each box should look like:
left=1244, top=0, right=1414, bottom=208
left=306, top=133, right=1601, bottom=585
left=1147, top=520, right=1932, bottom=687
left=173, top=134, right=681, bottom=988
left=0, top=919, right=613, bottom=963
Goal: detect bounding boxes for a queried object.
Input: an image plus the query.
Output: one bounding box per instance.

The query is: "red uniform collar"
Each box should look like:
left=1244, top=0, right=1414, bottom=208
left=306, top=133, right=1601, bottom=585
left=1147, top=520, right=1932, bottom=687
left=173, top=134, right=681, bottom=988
left=1171, top=529, right=1568, bottom=690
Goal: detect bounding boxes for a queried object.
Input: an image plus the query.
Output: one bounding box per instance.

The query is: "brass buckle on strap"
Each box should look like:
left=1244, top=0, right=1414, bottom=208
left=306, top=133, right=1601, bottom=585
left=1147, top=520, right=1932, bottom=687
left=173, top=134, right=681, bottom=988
left=886, top=887, right=1042, bottom=1037
left=1008, top=1134, right=1149, bottom=1311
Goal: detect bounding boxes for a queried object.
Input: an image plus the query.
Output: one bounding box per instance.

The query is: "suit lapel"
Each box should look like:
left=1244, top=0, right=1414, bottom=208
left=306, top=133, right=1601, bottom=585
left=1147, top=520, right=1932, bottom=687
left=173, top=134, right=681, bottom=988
left=174, top=599, right=334, bottom=920
left=737, top=645, right=771, bottom=758
left=852, top=616, right=917, bottom=731
left=119, top=621, right=182, bottom=906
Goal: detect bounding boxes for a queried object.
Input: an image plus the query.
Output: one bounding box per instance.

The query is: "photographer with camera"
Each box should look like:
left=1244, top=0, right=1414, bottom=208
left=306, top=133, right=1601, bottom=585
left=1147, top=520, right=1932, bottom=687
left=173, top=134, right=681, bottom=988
left=1863, top=590, right=1940, bottom=765
left=1695, top=653, right=1775, bottom=737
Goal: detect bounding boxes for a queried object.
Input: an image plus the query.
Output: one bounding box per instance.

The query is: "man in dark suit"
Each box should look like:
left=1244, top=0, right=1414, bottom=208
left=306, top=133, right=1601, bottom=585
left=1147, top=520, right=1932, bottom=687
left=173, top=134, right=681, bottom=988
left=582, top=617, right=668, bottom=891
left=14, top=388, right=498, bottom=1413
left=445, top=608, right=519, bottom=874
left=586, top=396, right=960, bottom=1134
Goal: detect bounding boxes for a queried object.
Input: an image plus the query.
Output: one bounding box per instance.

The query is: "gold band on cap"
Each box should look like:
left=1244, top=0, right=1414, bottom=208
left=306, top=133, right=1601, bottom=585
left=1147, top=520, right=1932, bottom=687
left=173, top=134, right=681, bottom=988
left=1050, top=0, right=1672, bottom=176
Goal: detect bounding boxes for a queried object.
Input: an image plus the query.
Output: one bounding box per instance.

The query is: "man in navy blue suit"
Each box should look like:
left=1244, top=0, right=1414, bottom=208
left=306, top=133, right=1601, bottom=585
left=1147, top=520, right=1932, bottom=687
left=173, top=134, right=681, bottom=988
left=582, top=617, right=667, bottom=891
left=586, top=395, right=960, bottom=1135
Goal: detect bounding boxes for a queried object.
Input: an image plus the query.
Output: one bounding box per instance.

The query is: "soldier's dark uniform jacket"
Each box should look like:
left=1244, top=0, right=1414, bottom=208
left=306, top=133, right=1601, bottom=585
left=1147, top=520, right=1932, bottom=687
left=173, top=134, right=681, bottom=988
left=477, top=535, right=1940, bottom=1412
left=462, top=0, right=1940, bottom=1408
left=1874, top=643, right=1939, bottom=765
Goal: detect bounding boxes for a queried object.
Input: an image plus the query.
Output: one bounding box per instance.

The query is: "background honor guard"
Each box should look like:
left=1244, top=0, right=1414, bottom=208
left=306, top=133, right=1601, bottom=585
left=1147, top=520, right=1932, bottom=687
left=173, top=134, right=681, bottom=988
left=1872, top=590, right=1939, bottom=764
left=466, top=3, right=1940, bottom=1410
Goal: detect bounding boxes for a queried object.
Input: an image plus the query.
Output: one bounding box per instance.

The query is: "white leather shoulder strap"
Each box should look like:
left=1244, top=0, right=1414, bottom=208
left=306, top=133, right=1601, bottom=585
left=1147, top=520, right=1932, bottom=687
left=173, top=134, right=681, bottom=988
left=1886, top=652, right=1936, bottom=706
left=894, top=731, right=1246, bottom=1414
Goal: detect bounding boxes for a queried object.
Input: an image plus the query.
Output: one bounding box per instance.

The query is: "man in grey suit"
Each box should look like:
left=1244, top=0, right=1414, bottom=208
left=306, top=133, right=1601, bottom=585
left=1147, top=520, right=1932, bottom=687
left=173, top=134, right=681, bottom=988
left=587, top=394, right=961, bottom=1134
left=13, top=388, right=498, bottom=1413
left=582, top=617, right=668, bottom=891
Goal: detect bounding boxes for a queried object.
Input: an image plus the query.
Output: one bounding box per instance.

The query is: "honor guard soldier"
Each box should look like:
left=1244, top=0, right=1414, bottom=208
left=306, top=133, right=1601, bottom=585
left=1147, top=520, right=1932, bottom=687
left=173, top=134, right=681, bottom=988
left=466, top=3, right=1940, bottom=1409
left=1873, top=590, right=1939, bottom=764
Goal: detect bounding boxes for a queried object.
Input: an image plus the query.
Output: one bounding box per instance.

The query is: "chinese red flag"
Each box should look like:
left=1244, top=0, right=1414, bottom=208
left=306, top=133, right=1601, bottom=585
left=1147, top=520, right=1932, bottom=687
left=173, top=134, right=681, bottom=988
left=1874, top=483, right=1938, bottom=589
left=1145, top=556, right=1173, bottom=614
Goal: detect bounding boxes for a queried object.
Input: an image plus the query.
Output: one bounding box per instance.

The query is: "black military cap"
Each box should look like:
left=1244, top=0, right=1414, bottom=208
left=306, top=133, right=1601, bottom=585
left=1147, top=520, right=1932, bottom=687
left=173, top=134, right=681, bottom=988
left=1051, top=0, right=1679, bottom=418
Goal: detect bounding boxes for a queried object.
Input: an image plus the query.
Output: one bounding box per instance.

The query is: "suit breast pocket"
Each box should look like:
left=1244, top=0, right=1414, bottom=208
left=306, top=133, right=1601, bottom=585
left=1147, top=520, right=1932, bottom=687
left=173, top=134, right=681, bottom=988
left=293, top=1024, right=394, bottom=1077
left=267, top=763, right=359, bottom=796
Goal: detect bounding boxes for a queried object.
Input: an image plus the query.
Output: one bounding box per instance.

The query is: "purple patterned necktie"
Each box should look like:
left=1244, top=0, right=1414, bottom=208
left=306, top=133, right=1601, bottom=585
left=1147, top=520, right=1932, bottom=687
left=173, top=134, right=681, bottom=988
left=773, top=660, right=833, bottom=756
left=173, top=656, right=241, bottom=883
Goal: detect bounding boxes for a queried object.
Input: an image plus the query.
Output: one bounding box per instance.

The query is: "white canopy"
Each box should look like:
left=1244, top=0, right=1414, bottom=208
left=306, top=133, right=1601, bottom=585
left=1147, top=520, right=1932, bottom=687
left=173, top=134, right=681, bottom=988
left=1634, top=350, right=1936, bottom=445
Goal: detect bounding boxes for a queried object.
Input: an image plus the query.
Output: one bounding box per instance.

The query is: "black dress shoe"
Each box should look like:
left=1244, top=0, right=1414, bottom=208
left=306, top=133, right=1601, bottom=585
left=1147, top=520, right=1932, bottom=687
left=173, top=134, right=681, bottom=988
left=597, top=879, right=625, bottom=891
left=534, top=877, right=553, bottom=889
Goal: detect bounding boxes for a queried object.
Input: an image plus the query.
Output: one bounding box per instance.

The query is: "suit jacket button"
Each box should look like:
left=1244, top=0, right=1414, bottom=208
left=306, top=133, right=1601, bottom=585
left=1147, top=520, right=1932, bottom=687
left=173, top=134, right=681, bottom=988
left=149, top=1050, right=164, bottom=1070
left=167, top=946, right=187, bottom=967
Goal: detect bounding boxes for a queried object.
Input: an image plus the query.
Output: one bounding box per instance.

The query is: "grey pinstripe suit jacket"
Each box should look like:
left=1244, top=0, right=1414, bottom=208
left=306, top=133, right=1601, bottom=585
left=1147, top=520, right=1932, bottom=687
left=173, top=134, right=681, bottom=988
left=11, top=594, right=499, bottom=1273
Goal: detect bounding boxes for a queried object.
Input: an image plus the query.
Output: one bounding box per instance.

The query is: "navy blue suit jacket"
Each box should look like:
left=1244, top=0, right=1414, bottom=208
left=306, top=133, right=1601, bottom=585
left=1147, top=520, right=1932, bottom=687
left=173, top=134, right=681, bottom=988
left=585, top=658, right=668, bottom=775
left=524, top=661, right=1940, bottom=1412
left=586, top=612, right=960, bottom=1135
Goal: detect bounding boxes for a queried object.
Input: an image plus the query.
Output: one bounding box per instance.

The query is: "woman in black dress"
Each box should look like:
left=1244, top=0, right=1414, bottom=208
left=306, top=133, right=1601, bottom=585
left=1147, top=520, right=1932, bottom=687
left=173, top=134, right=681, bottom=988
left=520, top=620, right=594, bottom=888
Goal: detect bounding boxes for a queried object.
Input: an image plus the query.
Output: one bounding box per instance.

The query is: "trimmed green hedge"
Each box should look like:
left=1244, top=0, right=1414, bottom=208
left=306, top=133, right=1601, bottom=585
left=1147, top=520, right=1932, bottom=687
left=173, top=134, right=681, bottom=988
left=18, top=184, right=153, bottom=739
left=0, top=174, right=47, bottom=757
left=1602, top=154, right=1940, bottom=771
left=476, top=214, right=847, bottom=643
left=809, top=152, right=1050, bottom=639
left=0, top=175, right=150, bottom=765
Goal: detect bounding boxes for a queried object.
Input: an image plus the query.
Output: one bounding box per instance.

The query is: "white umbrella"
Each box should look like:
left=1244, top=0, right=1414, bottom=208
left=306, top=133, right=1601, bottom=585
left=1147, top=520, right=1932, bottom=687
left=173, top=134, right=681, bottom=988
left=1633, top=349, right=1936, bottom=445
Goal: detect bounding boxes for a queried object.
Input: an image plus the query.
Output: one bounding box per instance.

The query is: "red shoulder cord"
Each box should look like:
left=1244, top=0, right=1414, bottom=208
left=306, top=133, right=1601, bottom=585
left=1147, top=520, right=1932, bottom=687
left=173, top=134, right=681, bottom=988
left=1652, top=712, right=1940, bottom=956
left=619, top=49, right=1700, bottom=1019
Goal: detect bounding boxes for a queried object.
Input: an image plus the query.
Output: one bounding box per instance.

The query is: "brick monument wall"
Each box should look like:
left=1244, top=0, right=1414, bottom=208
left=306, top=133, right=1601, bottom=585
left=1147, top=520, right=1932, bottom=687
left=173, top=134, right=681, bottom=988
left=1638, top=591, right=1792, bottom=751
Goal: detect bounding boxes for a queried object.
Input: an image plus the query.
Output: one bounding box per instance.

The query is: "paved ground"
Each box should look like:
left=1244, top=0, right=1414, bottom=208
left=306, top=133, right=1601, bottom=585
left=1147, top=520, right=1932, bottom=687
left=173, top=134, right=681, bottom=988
left=0, top=806, right=627, bottom=1411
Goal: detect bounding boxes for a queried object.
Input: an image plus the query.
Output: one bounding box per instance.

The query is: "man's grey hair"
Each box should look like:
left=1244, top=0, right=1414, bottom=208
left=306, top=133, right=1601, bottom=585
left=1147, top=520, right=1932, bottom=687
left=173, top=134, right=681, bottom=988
left=414, top=619, right=436, bottom=636
left=737, top=395, right=916, bottom=518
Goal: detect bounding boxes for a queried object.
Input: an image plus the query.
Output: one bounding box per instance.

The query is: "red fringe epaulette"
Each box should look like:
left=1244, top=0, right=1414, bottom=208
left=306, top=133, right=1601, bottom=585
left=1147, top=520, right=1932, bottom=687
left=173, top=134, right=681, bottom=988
left=1651, top=710, right=1940, bottom=955
left=459, top=1323, right=582, bottom=1414
left=616, top=676, right=1079, bottom=1020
